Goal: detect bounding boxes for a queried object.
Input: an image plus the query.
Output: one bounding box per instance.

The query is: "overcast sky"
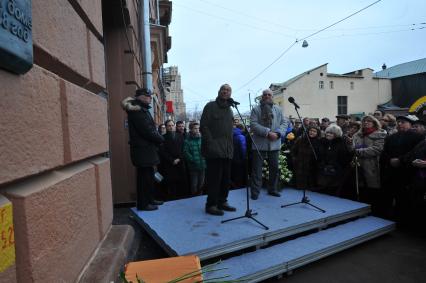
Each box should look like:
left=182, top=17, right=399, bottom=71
left=164, top=0, right=426, bottom=114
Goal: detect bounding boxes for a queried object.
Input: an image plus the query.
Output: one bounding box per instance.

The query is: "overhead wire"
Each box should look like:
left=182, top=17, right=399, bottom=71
left=234, top=0, right=383, bottom=93
left=195, top=0, right=422, bottom=33
left=313, top=25, right=426, bottom=40
left=173, top=2, right=294, bottom=38
left=197, top=0, right=307, bottom=32
left=300, top=0, right=383, bottom=41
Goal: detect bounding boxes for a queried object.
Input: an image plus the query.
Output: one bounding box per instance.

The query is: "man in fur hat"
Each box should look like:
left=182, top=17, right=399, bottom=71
left=122, top=88, right=165, bottom=211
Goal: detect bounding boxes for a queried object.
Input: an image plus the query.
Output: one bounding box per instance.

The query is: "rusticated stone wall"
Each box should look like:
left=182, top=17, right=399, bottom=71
left=0, top=0, right=112, bottom=282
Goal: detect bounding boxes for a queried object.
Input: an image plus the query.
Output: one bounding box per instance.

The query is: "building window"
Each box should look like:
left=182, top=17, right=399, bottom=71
left=337, top=96, right=348, bottom=115
left=350, top=81, right=354, bottom=90
left=319, top=81, right=324, bottom=89
left=329, top=81, right=334, bottom=89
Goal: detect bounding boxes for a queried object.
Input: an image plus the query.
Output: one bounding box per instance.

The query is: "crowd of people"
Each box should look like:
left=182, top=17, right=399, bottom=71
left=122, top=86, right=426, bottom=232
left=289, top=111, right=426, bottom=232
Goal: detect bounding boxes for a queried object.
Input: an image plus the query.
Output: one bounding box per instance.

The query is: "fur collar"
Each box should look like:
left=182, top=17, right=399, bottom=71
left=121, top=97, right=141, bottom=111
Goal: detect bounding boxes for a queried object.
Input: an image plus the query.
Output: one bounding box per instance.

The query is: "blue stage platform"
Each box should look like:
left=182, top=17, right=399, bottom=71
left=203, top=216, right=394, bottom=282
left=131, top=188, right=394, bottom=281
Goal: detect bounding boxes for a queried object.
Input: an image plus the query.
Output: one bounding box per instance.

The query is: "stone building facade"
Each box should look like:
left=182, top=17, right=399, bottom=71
left=163, top=66, right=186, bottom=121
left=0, top=0, right=172, bottom=282
left=271, top=64, right=391, bottom=120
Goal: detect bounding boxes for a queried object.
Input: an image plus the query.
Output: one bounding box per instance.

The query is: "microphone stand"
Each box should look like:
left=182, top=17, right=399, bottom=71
left=280, top=102, right=326, bottom=213
left=221, top=101, right=269, bottom=230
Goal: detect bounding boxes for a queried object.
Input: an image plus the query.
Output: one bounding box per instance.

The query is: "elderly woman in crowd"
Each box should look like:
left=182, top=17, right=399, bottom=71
left=317, top=124, right=353, bottom=196
left=351, top=115, right=387, bottom=213
left=380, top=113, right=397, bottom=135
left=291, top=126, right=321, bottom=190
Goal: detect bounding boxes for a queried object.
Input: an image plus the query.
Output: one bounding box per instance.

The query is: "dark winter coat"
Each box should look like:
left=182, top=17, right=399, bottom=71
left=183, top=134, right=206, bottom=171
left=403, top=140, right=426, bottom=215
left=233, top=127, right=247, bottom=161
left=200, top=98, right=234, bottom=159
left=123, top=97, right=164, bottom=167
left=317, top=137, right=353, bottom=189
left=381, top=130, right=424, bottom=192
left=352, top=129, right=387, bottom=189
left=291, top=135, right=321, bottom=189
left=159, top=132, right=187, bottom=182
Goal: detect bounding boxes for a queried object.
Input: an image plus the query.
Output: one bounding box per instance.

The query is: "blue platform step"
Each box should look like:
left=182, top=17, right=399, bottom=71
left=203, top=216, right=395, bottom=282
left=131, top=188, right=395, bottom=281
left=132, top=189, right=372, bottom=260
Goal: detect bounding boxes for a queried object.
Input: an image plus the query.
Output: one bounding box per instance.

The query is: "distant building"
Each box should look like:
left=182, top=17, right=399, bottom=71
left=375, top=58, right=426, bottom=116
left=270, top=64, right=391, bottom=120
left=163, top=66, right=186, bottom=121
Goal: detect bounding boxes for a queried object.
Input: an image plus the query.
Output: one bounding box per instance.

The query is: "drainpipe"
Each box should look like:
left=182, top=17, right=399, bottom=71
left=156, top=0, right=160, bottom=24
left=139, top=0, right=154, bottom=114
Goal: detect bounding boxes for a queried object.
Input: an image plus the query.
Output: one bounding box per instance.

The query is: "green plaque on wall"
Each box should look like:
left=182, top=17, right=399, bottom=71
left=0, top=0, right=33, bottom=74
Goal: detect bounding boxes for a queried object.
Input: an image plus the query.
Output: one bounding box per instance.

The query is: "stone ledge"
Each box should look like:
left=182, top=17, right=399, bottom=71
left=77, top=225, right=135, bottom=283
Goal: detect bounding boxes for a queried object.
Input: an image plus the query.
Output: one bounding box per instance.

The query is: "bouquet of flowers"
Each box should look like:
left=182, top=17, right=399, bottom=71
left=262, top=151, right=293, bottom=185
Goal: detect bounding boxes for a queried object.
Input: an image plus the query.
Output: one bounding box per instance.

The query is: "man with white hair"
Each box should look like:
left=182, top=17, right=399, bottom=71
left=250, top=89, right=288, bottom=200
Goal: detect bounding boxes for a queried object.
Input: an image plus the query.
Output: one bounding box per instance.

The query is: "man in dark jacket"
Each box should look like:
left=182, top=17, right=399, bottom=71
left=381, top=115, right=424, bottom=221
left=336, top=114, right=350, bottom=135
left=200, top=84, right=236, bottom=216
left=160, top=120, right=188, bottom=199
left=122, top=88, right=165, bottom=211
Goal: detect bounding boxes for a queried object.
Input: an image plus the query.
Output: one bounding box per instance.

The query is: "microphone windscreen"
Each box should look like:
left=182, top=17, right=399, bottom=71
left=288, top=97, right=295, bottom=103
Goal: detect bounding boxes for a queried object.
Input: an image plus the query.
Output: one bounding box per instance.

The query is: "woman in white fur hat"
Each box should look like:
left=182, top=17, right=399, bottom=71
left=317, top=124, right=353, bottom=196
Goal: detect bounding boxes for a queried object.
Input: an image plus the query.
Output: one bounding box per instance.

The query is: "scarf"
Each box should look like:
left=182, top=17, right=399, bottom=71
left=362, top=127, right=376, bottom=136
left=260, top=100, right=273, bottom=128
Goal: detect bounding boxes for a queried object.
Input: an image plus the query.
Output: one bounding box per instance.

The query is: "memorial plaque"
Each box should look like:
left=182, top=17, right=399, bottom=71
left=0, top=0, right=32, bottom=74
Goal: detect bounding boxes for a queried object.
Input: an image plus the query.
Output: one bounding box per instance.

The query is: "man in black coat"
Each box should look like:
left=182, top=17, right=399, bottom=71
left=381, top=115, right=424, bottom=221
left=160, top=120, right=188, bottom=199
left=122, top=88, right=165, bottom=211
left=200, top=84, right=236, bottom=216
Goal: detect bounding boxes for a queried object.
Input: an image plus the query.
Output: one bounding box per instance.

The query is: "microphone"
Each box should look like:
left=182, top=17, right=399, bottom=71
left=228, top=98, right=240, bottom=107
left=288, top=96, right=300, bottom=109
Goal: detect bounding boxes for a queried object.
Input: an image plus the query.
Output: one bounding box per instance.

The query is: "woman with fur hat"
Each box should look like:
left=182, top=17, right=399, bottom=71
left=317, top=124, right=353, bottom=196
left=351, top=115, right=387, bottom=213
left=291, top=126, right=321, bottom=190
